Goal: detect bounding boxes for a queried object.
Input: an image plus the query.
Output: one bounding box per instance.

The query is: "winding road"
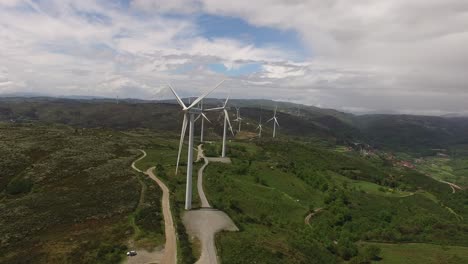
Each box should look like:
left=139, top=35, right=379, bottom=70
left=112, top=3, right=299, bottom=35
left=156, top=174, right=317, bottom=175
left=439, top=179, right=462, bottom=193
left=304, top=208, right=323, bottom=225
left=197, top=145, right=211, bottom=208
left=128, top=150, right=177, bottom=264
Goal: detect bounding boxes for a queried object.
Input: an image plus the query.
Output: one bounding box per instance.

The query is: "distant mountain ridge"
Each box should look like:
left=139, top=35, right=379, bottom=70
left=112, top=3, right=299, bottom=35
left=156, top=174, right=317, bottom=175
left=3, top=94, right=467, bottom=117
left=1, top=96, right=468, bottom=154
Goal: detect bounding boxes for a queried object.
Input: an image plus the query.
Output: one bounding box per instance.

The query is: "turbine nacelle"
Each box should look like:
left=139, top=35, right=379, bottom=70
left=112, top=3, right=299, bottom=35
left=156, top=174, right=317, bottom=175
left=168, top=79, right=225, bottom=175
left=187, top=108, right=203, bottom=114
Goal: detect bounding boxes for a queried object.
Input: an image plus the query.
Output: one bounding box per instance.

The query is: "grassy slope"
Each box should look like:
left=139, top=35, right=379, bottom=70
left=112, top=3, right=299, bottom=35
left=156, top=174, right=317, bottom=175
left=204, top=142, right=335, bottom=263
left=202, top=140, right=468, bottom=263
left=0, top=124, right=166, bottom=263
left=362, top=242, right=468, bottom=264
left=2, top=98, right=468, bottom=264
left=415, top=156, right=468, bottom=186
left=330, top=173, right=413, bottom=198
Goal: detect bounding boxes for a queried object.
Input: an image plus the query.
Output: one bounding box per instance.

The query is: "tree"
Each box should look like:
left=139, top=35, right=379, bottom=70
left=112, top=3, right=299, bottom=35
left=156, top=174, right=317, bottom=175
left=308, top=202, right=315, bottom=212
left=337, top=239, right=358, bottom=260
left=363, top=245, right=381, bottom=261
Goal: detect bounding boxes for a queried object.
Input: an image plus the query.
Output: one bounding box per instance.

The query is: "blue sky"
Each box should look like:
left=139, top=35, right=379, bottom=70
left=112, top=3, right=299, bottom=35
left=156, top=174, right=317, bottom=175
left=173, top=14, right=307, bottom=76
left=208, top=63, right=262, bottom=76
left=1, top=0, right=468, bottom=115
left=197, top=14, right=308, bottom=60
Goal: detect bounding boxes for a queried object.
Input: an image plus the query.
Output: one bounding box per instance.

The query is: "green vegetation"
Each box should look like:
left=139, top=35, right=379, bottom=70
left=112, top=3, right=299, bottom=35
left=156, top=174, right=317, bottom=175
left=330, top=173, right=413, bottom=198
left=361, top=242, right=468, bottom=264
left=203, top=140, right=468, bottom=263
left=6, top=177, right=33, bottom=195
left=135, top=146, right=201, bottom=263
left=129, top=173, right=164, bottom=248
left=2, top=98, right=468, bottom=264
left=415, top=156, right=468, bottom=186
left=0, top=123, right=167, bottom=263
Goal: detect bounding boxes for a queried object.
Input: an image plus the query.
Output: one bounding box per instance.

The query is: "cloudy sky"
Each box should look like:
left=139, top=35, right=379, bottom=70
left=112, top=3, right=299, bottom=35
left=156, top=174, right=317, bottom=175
left=1, top=0, right=467, bottom=115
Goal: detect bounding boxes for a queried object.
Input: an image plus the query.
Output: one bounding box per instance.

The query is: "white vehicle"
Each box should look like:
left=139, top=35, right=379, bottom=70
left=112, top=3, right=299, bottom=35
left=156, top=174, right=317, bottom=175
left=126, top=250, right=137, bottom=257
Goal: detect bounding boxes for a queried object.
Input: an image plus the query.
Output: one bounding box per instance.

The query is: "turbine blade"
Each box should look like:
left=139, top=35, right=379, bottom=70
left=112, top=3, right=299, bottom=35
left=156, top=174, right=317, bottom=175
left=225, top=109, right=234, bottom=136
left=275, top=117, right=280, bottom=127
left=266, top=117, right=274, bottom=123
left=188, top=79, right=225, bottom=109
left=167, top=83, right=187, bottom=109
left=204, top=106, right=224, bottom=112
left=202, top=113, right=211, bottom=123
left=223, top=95, right=230, bottom=108
left=176, top=114, right=188, bottom=174
left=195, top=114, right=201, bottom=122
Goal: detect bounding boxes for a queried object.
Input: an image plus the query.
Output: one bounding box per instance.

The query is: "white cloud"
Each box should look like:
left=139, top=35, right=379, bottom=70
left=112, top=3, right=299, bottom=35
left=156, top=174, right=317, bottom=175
left=197, top=0, right=468, bottom=113
left=0, top=0, right=467, bottom=115
left=131, top=0, right=201, bottom=14
left=0, top=0, right=291, bottom=98
left=0, top=0, right=24, bottom=7
left=261, top=64, right=305, bottom=79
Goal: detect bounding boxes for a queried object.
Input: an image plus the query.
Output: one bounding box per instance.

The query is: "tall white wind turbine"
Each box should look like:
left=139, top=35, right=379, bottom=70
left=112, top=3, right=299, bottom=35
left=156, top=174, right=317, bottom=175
left=267, top=106, right=280, bottom=138
left=205, top=97, right=234, bottom=157
left=169, top=80, right=225, bottom=210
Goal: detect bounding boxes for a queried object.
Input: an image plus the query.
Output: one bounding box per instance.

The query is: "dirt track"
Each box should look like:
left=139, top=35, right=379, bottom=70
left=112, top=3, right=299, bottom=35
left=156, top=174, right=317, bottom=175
left=305, top=208, right=323, bottom=225
left=146, top=167, right=177, bottom=264
left=439, top=179, right=462, bottom=193
left=197, top=145, right=211, bottom=208
left=126, top=150, right=177, bottom=264
left=183, top=144, right=238, bottom=264
left=184, top=209, right=238, bottom=264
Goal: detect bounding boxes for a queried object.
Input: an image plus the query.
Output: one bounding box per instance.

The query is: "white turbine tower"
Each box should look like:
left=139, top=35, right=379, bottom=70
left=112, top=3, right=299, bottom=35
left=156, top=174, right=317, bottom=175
left=234, top=107, right=243, bottom=133
left=267, top=106, right=280, bottom=138
left=169, top=80, right=225, bottom=210
left=205, top=97, right=234, bottom=157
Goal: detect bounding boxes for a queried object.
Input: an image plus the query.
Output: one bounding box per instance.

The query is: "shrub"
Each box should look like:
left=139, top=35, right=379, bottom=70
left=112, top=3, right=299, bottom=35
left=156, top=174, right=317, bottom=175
left=363, top=245, right=381, bottom=261
left=6, top=178, right=32, bottom=195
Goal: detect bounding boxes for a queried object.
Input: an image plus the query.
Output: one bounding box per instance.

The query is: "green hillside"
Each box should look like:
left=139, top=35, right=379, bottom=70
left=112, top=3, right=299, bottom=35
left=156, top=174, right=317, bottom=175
left=202, top=140, right=468, bottom=263
left=1, top=98, right=468, bottom=263
left=0, top=123, right=169, bottom=263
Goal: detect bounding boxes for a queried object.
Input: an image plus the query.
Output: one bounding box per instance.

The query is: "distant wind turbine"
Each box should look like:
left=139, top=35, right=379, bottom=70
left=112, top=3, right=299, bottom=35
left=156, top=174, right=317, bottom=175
left=195, top=99, right=210, bottom=143
left=256, top=116, right=263, bottom=138
left=169, top=80, right=225, bottom=210
left=205, top=96, right=234, bottom=157
left=267, top=106, right=280, bottom=138
left=234, top=107, right=243, bottom=133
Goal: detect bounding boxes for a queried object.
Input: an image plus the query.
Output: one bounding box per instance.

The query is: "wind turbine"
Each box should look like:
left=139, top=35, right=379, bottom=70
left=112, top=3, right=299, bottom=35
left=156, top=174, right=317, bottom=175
left=256, top=117, right=263, bottom=138
left=267, top=106, right=280, bottom=138
left=169, top=80, right=225, bottom=210
left=195, top=100, right=210, bottom=143
left=205, top=97, right=234, bottom=157
left=234, top=107, right=243, bottom=133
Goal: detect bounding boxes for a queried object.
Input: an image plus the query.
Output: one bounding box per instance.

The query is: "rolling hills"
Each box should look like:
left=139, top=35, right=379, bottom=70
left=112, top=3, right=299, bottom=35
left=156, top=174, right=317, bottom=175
left=1, top=97, right=468, bottom=263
